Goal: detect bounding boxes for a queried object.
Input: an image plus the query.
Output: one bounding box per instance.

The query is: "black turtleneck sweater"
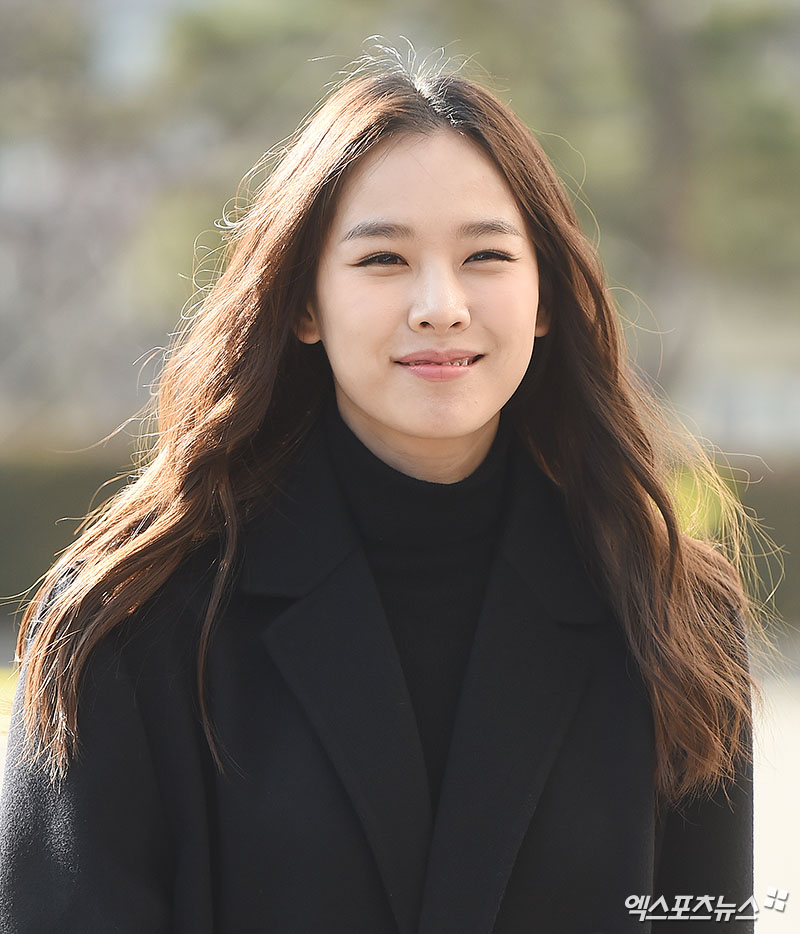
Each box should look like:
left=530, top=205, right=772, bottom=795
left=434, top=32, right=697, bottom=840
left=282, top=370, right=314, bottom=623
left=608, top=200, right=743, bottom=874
left=323, top=401, right=512, bottom=811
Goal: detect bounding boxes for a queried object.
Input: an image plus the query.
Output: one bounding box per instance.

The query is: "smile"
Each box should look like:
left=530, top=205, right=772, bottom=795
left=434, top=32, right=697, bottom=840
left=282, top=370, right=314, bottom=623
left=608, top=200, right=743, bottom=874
left=395, top=354, right=484, bottom=382
left=397, top=356, right=480, bottom=367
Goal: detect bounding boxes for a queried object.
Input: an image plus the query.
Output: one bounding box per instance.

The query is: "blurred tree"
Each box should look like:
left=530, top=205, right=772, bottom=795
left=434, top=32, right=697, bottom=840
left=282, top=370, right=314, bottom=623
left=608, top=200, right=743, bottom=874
left=1, top=0, right=798, bottom=437
left=690, top=3, right=800, bottom=289
left=1, top=0, right=798, bottom=622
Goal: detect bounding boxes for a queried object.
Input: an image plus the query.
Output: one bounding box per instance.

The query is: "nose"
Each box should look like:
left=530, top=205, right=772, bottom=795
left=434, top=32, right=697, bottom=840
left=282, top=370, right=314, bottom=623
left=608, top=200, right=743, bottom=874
left=407, top=263, right=471, bottom=332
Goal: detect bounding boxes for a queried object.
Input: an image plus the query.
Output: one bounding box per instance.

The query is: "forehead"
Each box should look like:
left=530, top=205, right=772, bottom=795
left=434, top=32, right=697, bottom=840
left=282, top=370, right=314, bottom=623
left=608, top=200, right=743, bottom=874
left=328, top=129, right=525, bottom=233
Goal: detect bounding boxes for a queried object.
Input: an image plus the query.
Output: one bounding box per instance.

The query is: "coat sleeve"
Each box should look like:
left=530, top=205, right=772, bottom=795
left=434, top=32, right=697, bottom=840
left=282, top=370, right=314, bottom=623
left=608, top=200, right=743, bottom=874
left=651, top=601, right=755, bottom=931
left=0, top=637, right=173, bottom=934
left=653, top=745, right=754, bottom=931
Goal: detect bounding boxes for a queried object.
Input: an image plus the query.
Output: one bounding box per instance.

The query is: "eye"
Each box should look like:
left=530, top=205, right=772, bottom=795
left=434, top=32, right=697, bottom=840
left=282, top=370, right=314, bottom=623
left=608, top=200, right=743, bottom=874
left=466, top=250, right=515, bottom=263
left=356, top=252, right=406, bottom=267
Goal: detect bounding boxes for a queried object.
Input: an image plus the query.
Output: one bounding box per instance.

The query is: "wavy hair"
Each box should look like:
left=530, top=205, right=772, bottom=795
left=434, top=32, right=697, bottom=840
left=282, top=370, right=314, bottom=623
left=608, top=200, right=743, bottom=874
left=18, top=58, right=769, bottom=801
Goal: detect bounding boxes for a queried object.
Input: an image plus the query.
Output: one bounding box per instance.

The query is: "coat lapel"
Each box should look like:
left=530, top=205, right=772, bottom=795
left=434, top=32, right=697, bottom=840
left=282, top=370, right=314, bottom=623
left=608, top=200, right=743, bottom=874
left=417, top=441, right=612, bottom=934
left=239, top=428, right=433, bottom=934
left=239, top=423, right=613, bottom=934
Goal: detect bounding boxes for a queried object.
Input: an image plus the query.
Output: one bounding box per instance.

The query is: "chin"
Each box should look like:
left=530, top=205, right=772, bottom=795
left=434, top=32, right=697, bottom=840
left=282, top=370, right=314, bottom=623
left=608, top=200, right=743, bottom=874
left=398, top=411, right=497, bottom=442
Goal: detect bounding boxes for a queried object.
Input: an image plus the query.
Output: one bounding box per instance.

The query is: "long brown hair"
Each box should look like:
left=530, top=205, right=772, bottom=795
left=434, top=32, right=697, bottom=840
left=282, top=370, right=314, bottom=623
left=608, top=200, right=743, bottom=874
left=18, top=58, right=768, bottom=802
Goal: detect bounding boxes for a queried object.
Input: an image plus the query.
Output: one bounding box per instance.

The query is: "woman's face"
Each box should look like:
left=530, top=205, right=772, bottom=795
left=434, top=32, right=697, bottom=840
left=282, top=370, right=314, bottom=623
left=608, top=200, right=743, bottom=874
left=297, top=128, right=547, bottom=480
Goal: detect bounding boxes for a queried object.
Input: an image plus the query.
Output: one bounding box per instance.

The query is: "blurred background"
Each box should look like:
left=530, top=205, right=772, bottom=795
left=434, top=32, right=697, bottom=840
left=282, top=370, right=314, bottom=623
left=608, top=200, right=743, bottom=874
left=1, top=0, right=798, bottom=920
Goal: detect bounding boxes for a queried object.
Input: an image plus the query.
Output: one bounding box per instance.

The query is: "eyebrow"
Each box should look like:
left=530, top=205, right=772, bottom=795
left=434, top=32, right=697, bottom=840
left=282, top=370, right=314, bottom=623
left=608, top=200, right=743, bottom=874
left=458, top=219, right=525, bottom=239
left=339, top=218, right=525, bottom=243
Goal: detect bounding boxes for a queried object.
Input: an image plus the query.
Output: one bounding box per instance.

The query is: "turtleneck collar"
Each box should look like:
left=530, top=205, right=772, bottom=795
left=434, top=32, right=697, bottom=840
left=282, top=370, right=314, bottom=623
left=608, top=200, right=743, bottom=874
left=323, top=396, right=512, bottom=548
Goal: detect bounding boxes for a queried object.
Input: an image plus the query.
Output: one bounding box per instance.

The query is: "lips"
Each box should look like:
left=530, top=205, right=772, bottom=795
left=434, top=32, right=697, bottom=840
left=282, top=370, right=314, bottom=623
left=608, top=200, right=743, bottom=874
left=395, top=350, right=484, bottom=366
left=398, top=357, right=479, bottom=367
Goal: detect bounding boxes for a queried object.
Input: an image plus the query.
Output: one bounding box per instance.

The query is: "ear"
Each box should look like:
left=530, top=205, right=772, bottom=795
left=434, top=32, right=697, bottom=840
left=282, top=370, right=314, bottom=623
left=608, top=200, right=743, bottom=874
left=534, top=302, right=550, bottom=338
left=294, top=301, right=323, bottom=344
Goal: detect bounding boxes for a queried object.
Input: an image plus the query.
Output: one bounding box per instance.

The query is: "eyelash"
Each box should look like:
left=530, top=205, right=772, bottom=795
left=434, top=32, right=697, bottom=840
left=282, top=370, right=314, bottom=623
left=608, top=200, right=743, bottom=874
left=356, top=250, right=515, bottom=267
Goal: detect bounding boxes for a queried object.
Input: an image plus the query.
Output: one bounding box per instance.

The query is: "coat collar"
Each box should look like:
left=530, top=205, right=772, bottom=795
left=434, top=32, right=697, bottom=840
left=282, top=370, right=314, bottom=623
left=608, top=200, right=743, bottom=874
left=238, top=421, right=612, bottom=934
left=239, top=421, right=610, bottom=625
left=238, top=426, right=360, bottom=598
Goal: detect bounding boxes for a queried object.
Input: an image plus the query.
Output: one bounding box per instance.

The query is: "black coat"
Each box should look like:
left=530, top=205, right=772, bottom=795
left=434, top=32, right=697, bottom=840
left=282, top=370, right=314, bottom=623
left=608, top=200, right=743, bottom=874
left=0, top=425, right=753, bottom=933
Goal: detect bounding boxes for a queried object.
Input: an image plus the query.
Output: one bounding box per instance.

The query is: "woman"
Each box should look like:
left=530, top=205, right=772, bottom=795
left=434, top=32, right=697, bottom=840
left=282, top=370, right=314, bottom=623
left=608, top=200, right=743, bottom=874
left=0, top=61, right=760, bottom=933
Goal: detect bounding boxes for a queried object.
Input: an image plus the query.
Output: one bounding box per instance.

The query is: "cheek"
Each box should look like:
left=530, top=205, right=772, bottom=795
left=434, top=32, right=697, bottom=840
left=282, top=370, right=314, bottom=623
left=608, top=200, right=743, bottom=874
left=322, top=293, right=399, bottom=354
left=493, top=304, right=539, bottom=379
left=317, top=309, right=390, bottom=387
left=488, top=290, right=540, bottom=342
left=313, top=296, right=360, bottom=352
left=512, top=287, right=542, bottom=343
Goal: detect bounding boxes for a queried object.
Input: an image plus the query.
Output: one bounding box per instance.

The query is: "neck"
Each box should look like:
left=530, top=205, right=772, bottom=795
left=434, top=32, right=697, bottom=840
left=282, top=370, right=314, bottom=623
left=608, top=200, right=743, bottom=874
left=335, top=402, right=500, bottom=484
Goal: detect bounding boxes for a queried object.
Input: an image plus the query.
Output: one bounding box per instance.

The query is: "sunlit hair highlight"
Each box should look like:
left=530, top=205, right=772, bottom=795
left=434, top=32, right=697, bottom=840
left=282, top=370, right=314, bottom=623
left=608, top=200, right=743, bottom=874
left=18, top=51, right=773, bottom=802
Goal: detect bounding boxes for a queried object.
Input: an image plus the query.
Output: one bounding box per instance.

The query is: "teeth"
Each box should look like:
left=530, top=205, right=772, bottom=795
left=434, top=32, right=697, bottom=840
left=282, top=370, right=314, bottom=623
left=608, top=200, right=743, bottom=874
left=401, top=356, right=476, bottom=366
